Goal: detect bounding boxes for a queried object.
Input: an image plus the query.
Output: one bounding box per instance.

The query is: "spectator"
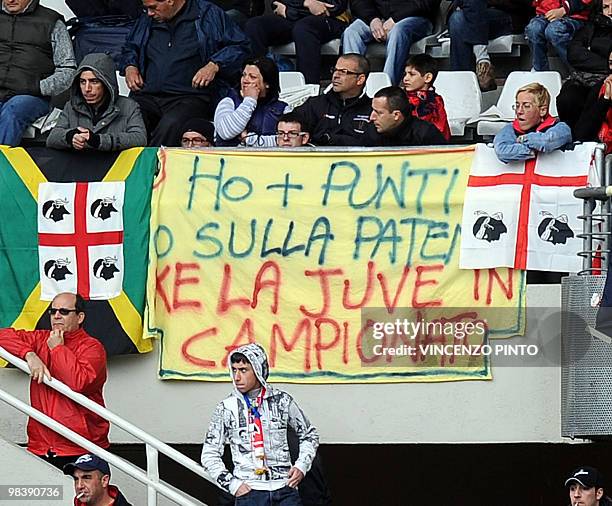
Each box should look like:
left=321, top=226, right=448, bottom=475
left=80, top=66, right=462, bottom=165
left=369, top=86, right=447, bottom=145
left=64, top=454, right=132, bottom=506
left=120, top=0, right=251, bottom=146
left=293, top=54, right=373, bottom=146
left=209, top=0, right=264, bottom=26
left=557, top=0, right=612, bottom=130
left=214, top=57, right=288, bottom=147
left=342, top=0, right=440, bottom=85
left=447, top=0, right=533, bottom=91
left=216, top=426, right=331, bottom=506
left=402, top=53, right=451, bottom=140
left=0, top=292, right=109, bottom=470
left=574, top=72, right=612, bottom=151
left=525, top=0, right=591, bottom=71
left=0, top=0, right=76, bottom=146
left=201, top=343, right=319, bottom=505
left=181, top=118, right=215, bottom=148
left=47, top=53, right=146, bottom=151
left=66, top=0, right=143, bottom=18
left=276, top=112, right=312, bottom=147
left=494, top=82, right=572, bottom=163
left=245, top=0, right=350, bottom=84
left=565, top=466, right=612, bottom=506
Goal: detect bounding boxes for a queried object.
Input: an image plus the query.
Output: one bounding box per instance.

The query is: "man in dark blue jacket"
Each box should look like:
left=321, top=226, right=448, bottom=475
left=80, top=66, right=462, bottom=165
left=447, top=0, right=533, bottom=91
left=120, top=0, right=250, bottom=146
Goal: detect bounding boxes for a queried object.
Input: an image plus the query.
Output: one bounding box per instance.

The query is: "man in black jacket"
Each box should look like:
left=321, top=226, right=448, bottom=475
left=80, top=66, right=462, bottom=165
left=342, top=0, right=440, bottom=85
left=565, top=466, right=612, bottom=506
left=369, top=86, right=447, bottom=146
left=293, top=54, right=373, bottom=146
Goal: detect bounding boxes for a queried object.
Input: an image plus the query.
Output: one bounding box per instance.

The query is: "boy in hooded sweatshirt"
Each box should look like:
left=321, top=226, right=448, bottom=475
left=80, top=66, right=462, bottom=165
left=201, top=343, right=319, bottom=505
left=47, top=52, right=146, bottom=151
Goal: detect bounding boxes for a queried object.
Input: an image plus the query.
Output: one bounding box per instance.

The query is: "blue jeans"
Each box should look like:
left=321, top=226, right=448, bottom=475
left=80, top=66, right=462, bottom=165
left=235, top=486, right=302, bottom=506
left=0, top=95, right=50, bottom=146
left=342, top=17, right=432, bottom=85
left=448, top=4, right=513, bottom=70
left=524, top=15, right=583, bottom=70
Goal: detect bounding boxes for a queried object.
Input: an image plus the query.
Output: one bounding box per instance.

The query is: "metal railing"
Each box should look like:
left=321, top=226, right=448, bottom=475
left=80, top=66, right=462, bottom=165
left=574, top=146, right=610, bottom=274
left=0, top=345, right=219, bottom=506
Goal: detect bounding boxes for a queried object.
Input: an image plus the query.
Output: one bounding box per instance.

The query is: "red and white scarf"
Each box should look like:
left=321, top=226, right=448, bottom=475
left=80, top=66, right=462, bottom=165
left=243, top=388, right=268, bottom=476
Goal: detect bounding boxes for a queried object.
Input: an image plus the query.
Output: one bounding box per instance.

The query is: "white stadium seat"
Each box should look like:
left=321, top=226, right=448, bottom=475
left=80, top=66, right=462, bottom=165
left=279, top=72, right=306, bottom=92
left=365, top=72, right=392, bottom=98
left=116, top=72, right=130, bottom=97
left=435, top=71, right=482, bottom=137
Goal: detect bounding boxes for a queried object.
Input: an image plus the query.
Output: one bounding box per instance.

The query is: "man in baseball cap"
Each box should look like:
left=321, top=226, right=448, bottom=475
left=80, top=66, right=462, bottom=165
left=565, top=466, right=612, bottom=506
left=63, top=454, right=132, bottom=505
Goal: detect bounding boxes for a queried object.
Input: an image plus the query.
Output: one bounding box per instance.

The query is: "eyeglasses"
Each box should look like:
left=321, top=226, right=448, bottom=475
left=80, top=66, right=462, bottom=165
left=512, top=102, right=535, bottom=111
left=48, top=307, right=78, bottom=316
left=330, top=67, right=362, bottom=76
left=181, top=137, right=208, bottom=146
left=276, top=131, right=305, bottom=139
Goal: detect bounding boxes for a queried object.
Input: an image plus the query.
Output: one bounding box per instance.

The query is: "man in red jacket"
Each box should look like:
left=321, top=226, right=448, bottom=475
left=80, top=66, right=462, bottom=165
left=0, top=292, right=109, bottom=469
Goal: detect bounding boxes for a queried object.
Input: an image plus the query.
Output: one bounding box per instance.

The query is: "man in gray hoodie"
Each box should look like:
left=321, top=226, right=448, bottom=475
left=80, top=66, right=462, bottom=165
left=47, top=53, right=146, bottom=151
left=201, top=343, right=319, bottom=505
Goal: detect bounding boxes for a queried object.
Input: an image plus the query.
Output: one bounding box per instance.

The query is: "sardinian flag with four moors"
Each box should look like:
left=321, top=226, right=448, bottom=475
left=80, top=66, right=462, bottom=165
left=38, top=182, right=125, bottom=300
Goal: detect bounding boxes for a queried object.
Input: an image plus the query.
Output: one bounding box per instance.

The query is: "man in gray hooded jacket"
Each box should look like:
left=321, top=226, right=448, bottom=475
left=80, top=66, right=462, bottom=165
left=47, top=53, right=146, bottom=151
left=201, top=343, right=319, bottom=505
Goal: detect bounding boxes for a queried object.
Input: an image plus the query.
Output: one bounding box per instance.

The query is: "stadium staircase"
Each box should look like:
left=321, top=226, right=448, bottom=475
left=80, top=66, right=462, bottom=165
left=0, top=346, right=212, bottom=506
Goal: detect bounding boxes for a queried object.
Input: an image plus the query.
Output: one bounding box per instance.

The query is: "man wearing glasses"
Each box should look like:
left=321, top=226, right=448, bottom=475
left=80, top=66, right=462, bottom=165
left=292, top=54, right=374, bottom=146
left=181, top=118, right=215, bottom=148
left=276, top=113, right=311, bottom=147
left=493, top=82, right=572, bottom=163
left=0, top=292, right=109, bottom=470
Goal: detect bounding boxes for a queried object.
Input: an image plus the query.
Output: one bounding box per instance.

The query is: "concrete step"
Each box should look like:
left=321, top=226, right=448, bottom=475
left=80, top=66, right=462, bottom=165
left=0, top=438, right=72, bottom=505
left=0, top=436, right=208, bottom=505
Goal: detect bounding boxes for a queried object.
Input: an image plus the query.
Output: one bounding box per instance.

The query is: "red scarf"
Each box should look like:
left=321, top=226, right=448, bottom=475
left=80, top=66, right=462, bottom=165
left=597, top=83, right=612, bottom=153
left=512, top=113, right=557, bottom=135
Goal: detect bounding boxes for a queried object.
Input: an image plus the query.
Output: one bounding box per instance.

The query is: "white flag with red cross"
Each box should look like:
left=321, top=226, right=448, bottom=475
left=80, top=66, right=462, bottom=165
left=459, top=143, right=596, bottom=272
left=38, top=182, right=125, bottom=300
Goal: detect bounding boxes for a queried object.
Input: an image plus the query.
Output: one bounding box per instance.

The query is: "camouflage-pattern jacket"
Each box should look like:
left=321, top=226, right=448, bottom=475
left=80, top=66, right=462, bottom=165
left=201, top=343, right=319, bottom=496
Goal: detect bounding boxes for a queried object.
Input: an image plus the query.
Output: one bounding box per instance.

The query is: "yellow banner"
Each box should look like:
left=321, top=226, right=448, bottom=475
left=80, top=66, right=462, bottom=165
left=147, top=147, right=525, bottom=383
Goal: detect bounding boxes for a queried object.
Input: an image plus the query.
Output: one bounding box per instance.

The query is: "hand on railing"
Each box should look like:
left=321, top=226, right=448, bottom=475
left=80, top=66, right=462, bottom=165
left=24, top=351, right=50, bottom=384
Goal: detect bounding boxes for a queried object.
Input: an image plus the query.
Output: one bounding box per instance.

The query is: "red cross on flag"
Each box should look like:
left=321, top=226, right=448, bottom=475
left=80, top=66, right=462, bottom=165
left=38, top=182, right=125, bottom=300
left=459, top=143, right=596, bottom=272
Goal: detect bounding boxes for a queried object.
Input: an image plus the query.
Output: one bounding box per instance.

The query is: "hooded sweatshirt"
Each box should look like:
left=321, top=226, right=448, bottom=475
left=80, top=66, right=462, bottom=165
left=46, top=52, right=146, bottom=151
left=201, top=343, right=319, bottom=496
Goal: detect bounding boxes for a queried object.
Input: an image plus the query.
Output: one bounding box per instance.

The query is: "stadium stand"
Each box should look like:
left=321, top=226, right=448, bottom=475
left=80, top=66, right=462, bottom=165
left=431, top=32, right=529, bottom=59
left=270, top=0, right=450, bottom=68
